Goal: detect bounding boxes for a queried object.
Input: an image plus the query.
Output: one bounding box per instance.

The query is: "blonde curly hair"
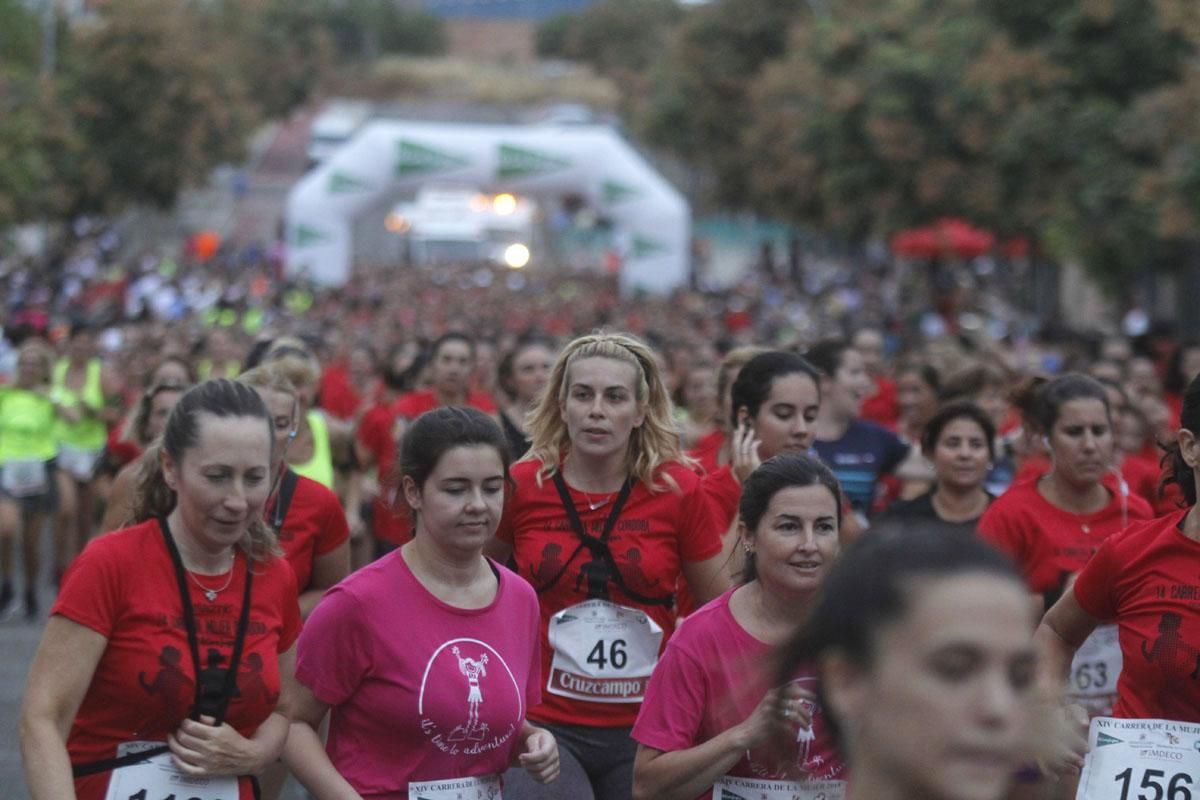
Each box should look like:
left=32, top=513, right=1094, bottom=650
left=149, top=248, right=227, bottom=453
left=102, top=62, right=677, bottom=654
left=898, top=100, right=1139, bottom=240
left=524, top=332, right=692, bottom=492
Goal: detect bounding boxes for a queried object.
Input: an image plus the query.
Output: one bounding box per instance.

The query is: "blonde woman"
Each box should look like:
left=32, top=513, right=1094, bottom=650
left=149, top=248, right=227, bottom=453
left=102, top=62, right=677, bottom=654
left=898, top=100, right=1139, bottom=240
left=486, top=332, right=729, bottom=800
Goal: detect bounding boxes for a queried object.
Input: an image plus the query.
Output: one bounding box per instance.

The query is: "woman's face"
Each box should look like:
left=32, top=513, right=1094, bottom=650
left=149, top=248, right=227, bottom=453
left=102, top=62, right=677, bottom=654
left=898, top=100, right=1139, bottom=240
left=403, top=444, right=506, bottom=554
left=931, top=417, right=991, bottom=493
left=151, top=359, right=191, bottom=387
left=258, top=389, right=296, bottom=473
left=746, top=484, right=839, bottom=599
left=512, top=344, right=554, bottom=404
left=1048, top=398, right=1113, bottom=488
left=826, top=349, right=871, bottom=419
left=897, top=371, right=939, bottom=432
left=163, top=413, right=272, bottom=554
left=561, top=356, right=645, bottom=464
left=743, top=372, right=821, bottom=459
left=147, top=390, right=184, bottom=442
left=829, top=574, right=1036, bottom=800
left=682, top=365, right=718, bottom=422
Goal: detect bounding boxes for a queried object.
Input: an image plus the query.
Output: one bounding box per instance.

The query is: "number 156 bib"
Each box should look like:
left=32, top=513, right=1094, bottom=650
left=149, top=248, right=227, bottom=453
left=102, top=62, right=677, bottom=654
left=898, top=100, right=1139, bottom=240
left=547, top=599, right=663, bottom=703
left=1076, top=717, right=1200, bottom=800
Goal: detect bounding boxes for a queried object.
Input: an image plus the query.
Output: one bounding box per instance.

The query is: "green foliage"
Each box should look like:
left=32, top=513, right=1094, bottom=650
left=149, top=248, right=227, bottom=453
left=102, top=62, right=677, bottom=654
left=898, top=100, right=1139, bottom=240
left=536, top=0, right=681, bottom=74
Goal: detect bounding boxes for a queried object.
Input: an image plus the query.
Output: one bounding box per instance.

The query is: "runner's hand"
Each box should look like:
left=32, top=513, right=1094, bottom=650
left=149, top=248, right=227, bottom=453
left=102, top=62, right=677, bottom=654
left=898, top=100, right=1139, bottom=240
left=778, top=682, right=815, bottom=732
left=734, top=688, right=787, bottom=750
left=519, top=727, right=560, bottom=784
left=168, top=715, right=263, bottom=776
left=731, top=421, right=762, bottom=485
left=1030, top=700, right=1088, bottom=777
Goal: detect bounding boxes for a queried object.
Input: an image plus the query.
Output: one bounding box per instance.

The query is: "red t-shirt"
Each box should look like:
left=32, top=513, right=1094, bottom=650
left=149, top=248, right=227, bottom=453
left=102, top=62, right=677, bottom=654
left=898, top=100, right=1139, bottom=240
left=861, top=375, right=899, bottom=430
left=52, top=520, right=302, bottom=800
left=319, top=363, right=361, bottom=421
left=687, top=429, right=726, bottom=476
left=393, top=389, right=497, bottom=419
left=978, top=479, right=1152, bottom=595
left=1011, top=453, right=1174, bottom=514
left=1074, top=511, right=1200, bottom=721
left=496, top=460, right=723, bottom=728
left=271, top=473, right=350, bottom=592
left=357, top=402, right=412, bottom=546
left=105, top=424, right=142, bottom=471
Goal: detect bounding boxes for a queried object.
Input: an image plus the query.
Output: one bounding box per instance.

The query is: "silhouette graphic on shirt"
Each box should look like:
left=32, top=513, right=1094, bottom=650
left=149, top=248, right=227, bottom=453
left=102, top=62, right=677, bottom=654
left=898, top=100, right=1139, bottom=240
left=448, top=646, right=490, bottom=742
left=575, top=549, right=612, bottom=600
left=238, top=652, right=278, bottom=707
left=138, top=645, right=190, bottom=731
left=533, top=542, right=565, bottom=586
left=1141, top=612, right=1200, bottom=679
left=619, top=547, right=656, bottom=596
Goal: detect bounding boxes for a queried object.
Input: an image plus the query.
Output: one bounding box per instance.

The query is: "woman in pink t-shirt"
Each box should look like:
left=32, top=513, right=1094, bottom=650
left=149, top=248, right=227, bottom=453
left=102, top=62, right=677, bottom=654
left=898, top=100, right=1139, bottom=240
left=631, top=454, right=847, bottom=799
left=284, top=407, right=560, bottom=799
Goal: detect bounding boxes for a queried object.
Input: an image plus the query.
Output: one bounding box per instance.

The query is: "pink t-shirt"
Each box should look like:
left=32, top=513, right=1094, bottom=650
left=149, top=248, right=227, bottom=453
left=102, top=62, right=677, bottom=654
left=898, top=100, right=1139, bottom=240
left=296, top=550, right=541, bottom=799
left=632, top=589, right=845, bottom=799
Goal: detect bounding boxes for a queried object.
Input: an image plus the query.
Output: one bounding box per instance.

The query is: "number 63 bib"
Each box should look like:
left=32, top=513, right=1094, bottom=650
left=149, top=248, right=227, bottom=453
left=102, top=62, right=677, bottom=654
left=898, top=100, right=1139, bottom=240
left=547, top=599, right=663, bottom=703
left=103, top=741, right=238, bottom=800
left=1067, top=624, right=1122, bottom=715
left=1076, top=717, right=1200, bottom=800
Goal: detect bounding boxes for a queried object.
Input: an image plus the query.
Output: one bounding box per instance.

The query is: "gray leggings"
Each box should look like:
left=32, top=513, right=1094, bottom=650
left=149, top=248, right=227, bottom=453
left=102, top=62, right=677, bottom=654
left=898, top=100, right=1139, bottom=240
left=502, top=722, right=636, bottom=800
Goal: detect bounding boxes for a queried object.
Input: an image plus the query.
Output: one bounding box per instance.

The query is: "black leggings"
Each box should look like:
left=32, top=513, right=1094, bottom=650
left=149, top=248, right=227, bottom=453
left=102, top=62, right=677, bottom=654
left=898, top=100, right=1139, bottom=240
left=502, top=722, right=636, bottom=800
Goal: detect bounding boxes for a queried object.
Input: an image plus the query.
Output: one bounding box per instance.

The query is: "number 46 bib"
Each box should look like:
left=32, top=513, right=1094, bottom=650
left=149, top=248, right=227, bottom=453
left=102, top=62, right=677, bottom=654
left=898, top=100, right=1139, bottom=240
left=547, top=599, right=663, bottom=703
left=1076, top=717, right=1200, bottom=800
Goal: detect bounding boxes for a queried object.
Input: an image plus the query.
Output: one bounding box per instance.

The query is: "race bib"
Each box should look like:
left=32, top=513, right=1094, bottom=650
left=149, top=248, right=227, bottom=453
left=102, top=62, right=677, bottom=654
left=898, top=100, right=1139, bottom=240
left=713, top=776, right=846, bottom=800
left=1, top=458, right=47, bottom=497
left=547, top=599, right=663, bottom=703
left=103, top=741, right=238, bottom=800
left=1076, top=717, right=1200, bottom=800
left=59, top=443, right=100, bottom=481
left=1067, top=625, right=1122, bottom=714
left=408, top=775, right=501, bottom=800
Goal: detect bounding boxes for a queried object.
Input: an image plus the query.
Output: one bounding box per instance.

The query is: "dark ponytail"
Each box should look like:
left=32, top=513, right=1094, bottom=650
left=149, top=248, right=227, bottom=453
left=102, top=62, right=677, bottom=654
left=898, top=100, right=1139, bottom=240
left=1160, top=374, right=1200, bottom=507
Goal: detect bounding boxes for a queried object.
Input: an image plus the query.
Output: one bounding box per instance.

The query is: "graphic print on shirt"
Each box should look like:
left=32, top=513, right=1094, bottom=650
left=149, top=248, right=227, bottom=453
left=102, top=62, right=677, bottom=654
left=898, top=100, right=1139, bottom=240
left=137, top=645, right=191, bottom=731
left=418, top=638, right=523, bottom=757
left=746, top=677, right=844, bottom=782
left=534, top=543, right=565, bottom=586
left=238, top=652, right=279, bottom=708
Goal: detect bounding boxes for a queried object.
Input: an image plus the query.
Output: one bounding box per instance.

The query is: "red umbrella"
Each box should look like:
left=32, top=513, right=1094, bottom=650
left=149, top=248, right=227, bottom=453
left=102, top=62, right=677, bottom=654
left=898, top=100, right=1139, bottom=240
left=890, top=218, right=995, bottom=259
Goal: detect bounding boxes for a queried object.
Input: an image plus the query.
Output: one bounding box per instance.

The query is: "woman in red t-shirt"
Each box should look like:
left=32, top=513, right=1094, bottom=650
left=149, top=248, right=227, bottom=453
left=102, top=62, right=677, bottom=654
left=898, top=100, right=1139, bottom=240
left=21, top=379, right=301, bottom=800
left=486, top=332, right=731, bottom=800
left=238, top=364, right=351, bottom=619
left=1036, top=373, right=1200, bottom=775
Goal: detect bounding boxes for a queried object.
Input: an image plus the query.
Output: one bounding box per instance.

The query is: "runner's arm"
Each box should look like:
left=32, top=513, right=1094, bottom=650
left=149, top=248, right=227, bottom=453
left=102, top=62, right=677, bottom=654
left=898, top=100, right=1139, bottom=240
left=1035, top=582, right=1100, bottom=691
left=682, top=553, right=731, bottom=607
left=283, top=681, right=364, bottom=800
left=300, top=542, right=351, bottom=619
left=20, top=616, right=108, bottom=800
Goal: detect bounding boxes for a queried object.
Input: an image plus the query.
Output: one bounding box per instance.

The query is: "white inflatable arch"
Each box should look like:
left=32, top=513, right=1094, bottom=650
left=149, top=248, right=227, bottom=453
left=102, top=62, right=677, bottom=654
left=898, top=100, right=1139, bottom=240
left=285, top=121, right=691, bottom=293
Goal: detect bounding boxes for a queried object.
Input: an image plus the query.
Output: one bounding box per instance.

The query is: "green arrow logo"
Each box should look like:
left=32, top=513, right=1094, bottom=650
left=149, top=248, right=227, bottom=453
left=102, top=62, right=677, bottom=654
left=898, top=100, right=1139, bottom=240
left=631, top=234, right=668, bottom=259
left=1096, top=732, right=1124, bottom=747
left=603, top=180, right=642, bottom=205
left=395, top=140, right=470, bottom=177
left=328, top=171, right=373, bottom=194
left=497, top=143, right=570, bottom=179
left=292, top=224, right=329, bottom=248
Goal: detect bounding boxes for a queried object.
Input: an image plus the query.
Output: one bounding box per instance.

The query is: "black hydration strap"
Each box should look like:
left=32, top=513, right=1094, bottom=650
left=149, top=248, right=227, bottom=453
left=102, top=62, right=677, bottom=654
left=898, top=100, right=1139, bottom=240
left=270, top=469, right=301, bottom=533
left=547, top=473, right=674, bottom=608
left=71, top=519, right=255, bottom=779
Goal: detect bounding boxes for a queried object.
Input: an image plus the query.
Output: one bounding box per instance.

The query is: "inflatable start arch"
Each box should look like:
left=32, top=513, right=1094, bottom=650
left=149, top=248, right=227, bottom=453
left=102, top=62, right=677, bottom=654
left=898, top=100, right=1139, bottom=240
left=284, top=121, right=691, bottom=293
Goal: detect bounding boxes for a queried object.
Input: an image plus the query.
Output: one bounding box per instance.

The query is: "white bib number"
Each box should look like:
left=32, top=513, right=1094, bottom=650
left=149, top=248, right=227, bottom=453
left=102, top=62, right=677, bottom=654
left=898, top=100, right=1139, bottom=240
left=1, top=458, right=47, bottom=497
left=103, top=742, right=238, bottom=800
left=1076, top=717, right=1200, bottom=800
left=1067, top=625, right=1123, bottom=713
left=408, top=775, right=501, bottom=800
left=59, top=443, right=100, bottom=481
left=547, top=599, right=663, bottom=703
left=713, top=776, right=846, bottom=800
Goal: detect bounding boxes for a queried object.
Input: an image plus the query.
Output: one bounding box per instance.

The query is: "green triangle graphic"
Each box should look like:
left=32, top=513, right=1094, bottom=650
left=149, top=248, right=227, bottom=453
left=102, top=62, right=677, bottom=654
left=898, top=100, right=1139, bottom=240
left=497, top=143, right=570, bottom=179
left=718, top=790, right=750, bottom=800
left=395, top=139, right=470, bottom=177
left=292, top=224, right=329, bottom=248
left=603, top=180, right=641, bottom=205
left=1097, top=732, right=1124, bottom=747
left=328, top=171, right=372, bottom=194
left=631, top=234, right=667, bottom=259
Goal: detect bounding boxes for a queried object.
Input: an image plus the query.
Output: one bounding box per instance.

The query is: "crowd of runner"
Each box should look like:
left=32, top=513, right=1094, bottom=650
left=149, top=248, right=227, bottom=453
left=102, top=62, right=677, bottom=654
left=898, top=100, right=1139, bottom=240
left=9, top=236, right=1200, bottom=800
